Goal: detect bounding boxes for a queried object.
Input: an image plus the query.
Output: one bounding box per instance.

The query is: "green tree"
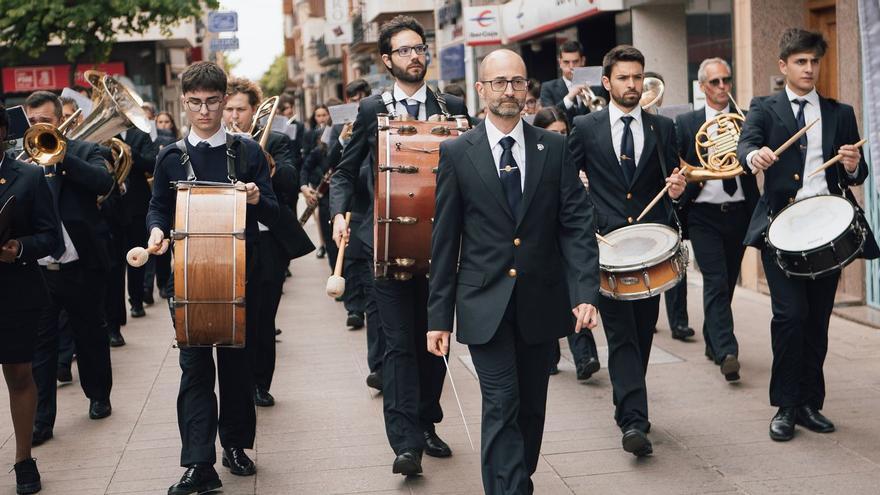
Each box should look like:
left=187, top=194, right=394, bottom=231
left=259, top=53, right=289, bottom=96
left=0, top=0, right=219, bottom=84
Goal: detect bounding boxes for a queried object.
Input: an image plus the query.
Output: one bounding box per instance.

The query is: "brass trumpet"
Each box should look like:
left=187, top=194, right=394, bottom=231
left=579, top=86, right=607, bottom=112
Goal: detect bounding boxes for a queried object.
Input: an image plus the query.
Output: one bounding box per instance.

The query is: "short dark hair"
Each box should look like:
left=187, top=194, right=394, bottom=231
left=227, top=76, right=263, bottom=108
left=779, top=28, right=827, bottom=61
left=345, top=79, right=371, bottom=99
left=59, top=97, right=79, bottom=110
left=443, top=83, right=465, bottom=99
left=181, top=61, right=227, bottom=95
left=558, top=40, right=583, bottom=58
left=528, top=78, right=541, bottom=99
left=602, top=45, right=645, bottom=78
left=25, top=91, right=63, bottom=119
left=378, top=15, right=425, bottom=57
left=532, top=107, right=569, bottom=132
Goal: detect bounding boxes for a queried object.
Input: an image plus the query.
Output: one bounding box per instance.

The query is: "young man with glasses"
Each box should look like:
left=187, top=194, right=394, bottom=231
left=672, top=58, right=759, bottom=382
left=329, top=15, right=468, bottom=476
left=146, top=62, right=279, bottom=495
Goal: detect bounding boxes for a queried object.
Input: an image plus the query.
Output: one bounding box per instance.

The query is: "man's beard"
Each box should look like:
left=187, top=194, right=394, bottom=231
left=611, top=91, right=640, bottom=110
left=390, top=61, right=426, bottom=84
left=489, top=97, right=523, bottom=118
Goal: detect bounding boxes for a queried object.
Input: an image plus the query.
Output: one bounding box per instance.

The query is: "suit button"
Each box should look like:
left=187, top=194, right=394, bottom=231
left=793, top=173, right=800, bottom=181
left=626, top=193, right=632, bottom=199
left=508, top=268, right=517, bottom=278
left=627, top=216, right=633, bottom=224
left=513, top=238, right=521, bottom=247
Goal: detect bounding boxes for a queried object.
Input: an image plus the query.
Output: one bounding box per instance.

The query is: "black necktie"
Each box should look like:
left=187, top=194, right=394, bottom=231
left=196, top=141, right=211, bottom=150
left=794, top=98, right=808, bottom=166
left=498, top=136, right=521, bottom=217
left=46, top=176, right=66, bottom=259
left=620, top=116, right=636, bottom=185
left=403, top=99, right=420, bottom=119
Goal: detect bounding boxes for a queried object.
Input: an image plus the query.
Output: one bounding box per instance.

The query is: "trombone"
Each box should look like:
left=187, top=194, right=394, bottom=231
left=230, top=96, right=281, bottom=174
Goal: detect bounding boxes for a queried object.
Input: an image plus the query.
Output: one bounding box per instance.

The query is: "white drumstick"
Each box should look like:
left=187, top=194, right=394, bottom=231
left=326, top=212, right=352, bottom=298
left=126, top=240, right=168, bottom=267
left=442, top=354, right=476, bottom=452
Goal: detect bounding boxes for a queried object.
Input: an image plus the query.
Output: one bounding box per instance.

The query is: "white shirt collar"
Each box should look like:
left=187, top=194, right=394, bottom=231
left=187, top=126, right=227, bottom=148
left=393, top=83, right=427, bottom=104
left=704, top=104, right=730, bottom=121
left=562, top=76, right=573, bottom=89
left=484, top=116, right=525, bottom=152
left=784, top=85, right=819, bottom=107
left=609, top=102, right=643, bottom=127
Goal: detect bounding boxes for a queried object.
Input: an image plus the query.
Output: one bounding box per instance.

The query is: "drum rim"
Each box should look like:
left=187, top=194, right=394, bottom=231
left=767, top=194, right=856, bottom=254
left=599, top=223, right=682, bottom=272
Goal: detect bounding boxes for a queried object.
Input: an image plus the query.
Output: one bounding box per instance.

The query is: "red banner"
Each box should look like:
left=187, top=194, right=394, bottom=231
left=2, top=62, right=126, bottom=93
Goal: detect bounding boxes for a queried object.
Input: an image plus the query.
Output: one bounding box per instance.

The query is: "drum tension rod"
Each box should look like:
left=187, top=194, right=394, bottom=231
left=377, top=216, right=418, bottom=225
left=379, top=165, right=419, bottom=173
left=172, top=298, right=246, bottom=307
left=171, top=230, right=246, bottom=240
left=395, top=143, right=439, bottom=154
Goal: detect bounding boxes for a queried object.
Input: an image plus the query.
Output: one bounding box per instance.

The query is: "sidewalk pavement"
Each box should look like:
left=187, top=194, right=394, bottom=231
left=3, top=241, right=880, bottom=494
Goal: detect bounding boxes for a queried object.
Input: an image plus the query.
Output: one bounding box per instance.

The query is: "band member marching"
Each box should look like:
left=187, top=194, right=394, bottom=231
left=146, top=62, right=279, bottom=494
left=737, top=28, right=878, bottom=442
left=428, top=49, right=599, bottom=494
left=330, top=15, right=468, bottom=475
left=568, top=45, right=686, bottom=457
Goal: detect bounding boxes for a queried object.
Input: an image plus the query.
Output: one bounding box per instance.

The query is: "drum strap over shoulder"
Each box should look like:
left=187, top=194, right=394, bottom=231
left=652, top=121, right=683, bottom=233
left=381, top=92, right=397, bottom=118
left=428, top=86, right=451, bottom=120
left=174, top=135, right=241, bottom=183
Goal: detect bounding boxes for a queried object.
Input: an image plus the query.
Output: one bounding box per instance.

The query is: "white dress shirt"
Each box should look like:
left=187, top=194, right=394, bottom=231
left=393, top=83, right=428, bottom=120
left=609, top=103, right=645, bottom=169
left=188, top=126, right=228, bottom=148
left=695, top=104, right=746, bottom=203
left=38, top=165, right=79, bottom=264
left=484, top=117, right=526, bottom=191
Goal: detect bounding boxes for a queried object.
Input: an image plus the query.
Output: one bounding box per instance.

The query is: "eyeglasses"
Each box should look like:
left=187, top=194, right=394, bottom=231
left=391, top=44, right=428, bottom=57
left=706, top=76, right=732, bottom=87
left=482, top=78, right=530, bottom=92
left=185, top=97, right=223, bottom=112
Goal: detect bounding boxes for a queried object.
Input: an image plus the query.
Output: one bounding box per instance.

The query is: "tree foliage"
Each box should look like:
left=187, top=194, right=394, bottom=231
left=0, top=0, right=219, bottom=70
left=259, top=53, right=289, bottom=97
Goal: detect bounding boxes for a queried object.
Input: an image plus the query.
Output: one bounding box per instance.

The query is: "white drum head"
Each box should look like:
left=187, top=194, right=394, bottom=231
left=768, top=195, right=855, bottom=252
left=600, top=223, right=680, bottom=270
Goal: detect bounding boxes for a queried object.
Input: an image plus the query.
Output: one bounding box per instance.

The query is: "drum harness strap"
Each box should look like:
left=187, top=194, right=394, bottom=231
left=173, top=134, right=243, bottom=184
left=652, top=120, right=684, bottom=236
left=380, top=86, right=452, bottom=121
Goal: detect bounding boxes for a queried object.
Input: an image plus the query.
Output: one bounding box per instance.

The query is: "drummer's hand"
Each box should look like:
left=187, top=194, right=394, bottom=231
left=572, top=303, right=599, bottom=333
left=332, top=213, right=350, bottom=248
left=148, top=227, right=169, bottom=255
left=751, top=146, right=778, bottom=171
left=666, top=167, right=686, bottom=199
left=427, top=330, right=451, bottom=357
left=839, top=144, right=861, bottom=173
left=0, top=239, right=21, bottom=263
left=241, top=182, right=260, bottom=205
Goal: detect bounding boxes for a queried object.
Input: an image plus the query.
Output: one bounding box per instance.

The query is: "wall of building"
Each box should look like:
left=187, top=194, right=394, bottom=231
left=631, top=2, right=689, bottom=106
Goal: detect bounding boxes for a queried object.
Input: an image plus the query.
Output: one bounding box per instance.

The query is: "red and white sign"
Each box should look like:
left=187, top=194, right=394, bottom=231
left=465, top=0, right=607, bottom=46
left=2, top=62, right=126, bottom=93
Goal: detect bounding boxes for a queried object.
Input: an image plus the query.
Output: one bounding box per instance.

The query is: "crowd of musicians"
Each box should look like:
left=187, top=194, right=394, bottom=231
left=0, top=12, right=875, bottom=495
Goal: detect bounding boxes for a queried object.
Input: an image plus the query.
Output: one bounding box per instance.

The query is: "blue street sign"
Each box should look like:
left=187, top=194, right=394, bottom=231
left=208, top=11, right=238, bottom=33
left=210, top=37, right=240, bottom=51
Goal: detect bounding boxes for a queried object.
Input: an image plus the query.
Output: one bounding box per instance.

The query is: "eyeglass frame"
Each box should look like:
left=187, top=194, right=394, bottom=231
left=706, top=76, right=733, bottom=87
left=184, top=96, right=224, bottom=112
left=390, top=44, right=429, bottom=58
left=480, top=78, right=531, bottom=92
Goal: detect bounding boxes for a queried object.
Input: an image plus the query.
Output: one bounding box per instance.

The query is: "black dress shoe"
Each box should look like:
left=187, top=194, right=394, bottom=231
left=769, top=407, right=796, bottom=441
left=671, top=325, right=695, bottom=341
left=705, top=346, right=716, bottom=361
left=576, top=357, right=601, bottom=381
left=548, top=363, right=559, bottom=375
left=89, top=399, right=112, bottom=420
left=346, top=312, right=365, bottom=329
left=720, top=354, right=740, bottom=382
left=366, top=371, right=383, bottom=391
left=424, top=431, right=452, bottom=458
left=392, top=449, right=422, bottom=476
left=254, top=388, right=275, bottom=407
left=143, top=290, right=155, bottom=306
left=168, top=464, right=222, bottom=495
left=222, top=448, right=256, bottom=476
left=316, top=246, right=326, bottom=258
left=621, top=428, right=652, bottom=457
left=130, top=306, right=146, bottom=318
left=109, top=330, right=126, bottom=347
left=159, top=287, right=171, bottom=299
left=14, top=458, right=41, bottom=494
left=57, top=366, right=72, bottom=383
left=31, top=427, right=52, bottom=447
left=796, top=405, right=835, bottom=433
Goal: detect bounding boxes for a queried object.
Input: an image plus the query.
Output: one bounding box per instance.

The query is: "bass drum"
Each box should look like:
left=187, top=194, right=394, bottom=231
left=599, top=223, right=688, bottom=300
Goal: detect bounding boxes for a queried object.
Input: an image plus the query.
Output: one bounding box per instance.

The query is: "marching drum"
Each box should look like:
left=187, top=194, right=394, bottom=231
left=374, top=115, right=470, bottom=280
left=766, top=194, right=866, bottom=279
left=171, top=182, right=247, bottom=347
left=599, top=223, right=689, bottom=300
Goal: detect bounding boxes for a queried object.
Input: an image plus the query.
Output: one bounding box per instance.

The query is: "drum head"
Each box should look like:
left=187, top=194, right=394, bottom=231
left=768, top=195, right=855, bottom=252
left=600, top=223, right=680, bottom=270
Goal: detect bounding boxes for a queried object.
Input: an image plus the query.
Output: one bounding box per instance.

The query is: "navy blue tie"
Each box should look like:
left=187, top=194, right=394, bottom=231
left=794, top=99, right=808, bottom=166
left=46, top=176, right=66, bottom=259
left=196, top=141, right=211, bottom=150
left=403, top=99, right=420, bottom=119
left=498, top=136, right=521, bottom=217
left=620, top=116, right=636, bottom=185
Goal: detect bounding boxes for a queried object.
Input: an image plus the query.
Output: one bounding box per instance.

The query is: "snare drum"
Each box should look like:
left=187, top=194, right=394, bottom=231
left=766, top=194, right=866, bottom=279
left=171, top=182, right=247, bottom=347
left=599, top=223, right=688, bottom=300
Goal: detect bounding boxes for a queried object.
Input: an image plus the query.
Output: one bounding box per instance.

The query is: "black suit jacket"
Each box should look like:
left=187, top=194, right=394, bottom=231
left=736, top=90, right=878, bottom=257
left=329, top=91, right=468, bottom=252
left=287, top=119, right=307, bottom=169
left=266, top=161, right=315, bottom=261
left=0, top=156, right=61, bottom=311
left=674, top=108, right=759, bottom=238
left=121, top=127, right=159, bottom=219
left=54, top=139, right=116, bottom=272
left=569, top=108, right=678, bottom=234
left=539, top=77, right=607, bottom=124
left=428, top=121, right=599, bottom=345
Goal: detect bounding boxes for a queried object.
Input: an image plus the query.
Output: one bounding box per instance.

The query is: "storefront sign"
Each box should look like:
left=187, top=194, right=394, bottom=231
left=440, top=44, right=466, bottom=81
left=464, top=6, right=502, bottom=46
left=210, top=37, right=240, bottom=51
left=2, top=62, right=125, bottom=93
left=325, top=0, right=353, bottom=44
left=207, top=11, right=238, bottom=33
left=466, top=0, right=608, bottom=46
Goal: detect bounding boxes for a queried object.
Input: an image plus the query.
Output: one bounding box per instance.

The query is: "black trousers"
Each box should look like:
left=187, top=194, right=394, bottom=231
left=761, top=249, right=839, bottom=409
left=469, top=292, right=553, bottom=495
left=125, top=214, right=148, bottom=308
left=143, top=250, right=172, bottom=296
left=175, top=252, right=260, bottom=467
left=663, top=275, right=689, bottom=330
left=551, top=329, right=598, bottom=367
left=598, top=294, right=659, bottom=432
left=33, top=263, right=112, bottom=430
left=253, top=231, right=286, bottom=391
left=318, top=196, right=338, bottom=273
left=57, top=310, right=74, bottom=370
left=106, top=228, right=127, bottom=332
left=343, top=256, right=367, bottom=315
left=347, top=257, right=384, bottom=372
left=372, top=276, right=445, bottom=454
left=688, top=203, right=749, bottom=362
